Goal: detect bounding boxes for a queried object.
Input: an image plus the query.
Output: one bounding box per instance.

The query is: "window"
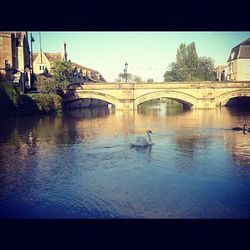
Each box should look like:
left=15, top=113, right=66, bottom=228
left=5, top=60, right=10, bottom=70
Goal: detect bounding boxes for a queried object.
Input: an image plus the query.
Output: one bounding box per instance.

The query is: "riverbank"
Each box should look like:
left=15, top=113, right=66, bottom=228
left=0, top=81, right=62, bottom=117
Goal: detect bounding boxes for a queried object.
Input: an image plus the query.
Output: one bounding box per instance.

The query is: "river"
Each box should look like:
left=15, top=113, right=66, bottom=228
left=0, top=103, right=250, bottom=218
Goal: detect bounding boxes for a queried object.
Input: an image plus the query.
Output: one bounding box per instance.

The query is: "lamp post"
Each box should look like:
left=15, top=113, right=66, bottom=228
left=30, top=33, right=35, bottom=88
left=124, top=62, right=128, bottom=83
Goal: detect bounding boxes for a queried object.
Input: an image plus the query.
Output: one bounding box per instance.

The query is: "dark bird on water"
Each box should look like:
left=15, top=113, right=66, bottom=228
left=232, top=124, right=249, bottom=131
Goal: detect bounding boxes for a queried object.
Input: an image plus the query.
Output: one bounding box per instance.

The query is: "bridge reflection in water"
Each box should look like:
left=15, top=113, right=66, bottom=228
left=1, top=105, right=250, bottom=169
left=1, top=104, right=250, bottom=218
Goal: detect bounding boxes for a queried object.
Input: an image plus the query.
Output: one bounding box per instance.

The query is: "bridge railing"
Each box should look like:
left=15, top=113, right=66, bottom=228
left=65, top=81, right=250, bottom=90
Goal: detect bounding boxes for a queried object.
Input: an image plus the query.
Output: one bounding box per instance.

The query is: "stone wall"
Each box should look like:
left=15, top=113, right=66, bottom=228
left=0, top=33, right=13, bottom=72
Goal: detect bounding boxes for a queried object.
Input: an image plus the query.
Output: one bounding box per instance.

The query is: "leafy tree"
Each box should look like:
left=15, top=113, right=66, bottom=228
left=196, top=56, right=216, bottom=81
left=34, top=74, right=58, bottom=93
left=147, top=78, right=154, bottom=82
left=164, top=42, right=216, bottom=81
left=53, top=60, right=73, bottom=87
left=163, top=62, right=180, bottom=81
left=176, top=43, right=188, bottom=80
left=115, top=72, right=142, bottom=83
left=186, top=42, right=198, bottom=80
left=133, top=75, right=142, bottom=83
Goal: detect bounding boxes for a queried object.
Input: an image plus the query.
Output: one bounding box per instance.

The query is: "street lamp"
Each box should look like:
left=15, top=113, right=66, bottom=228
left=30, top=33, right=35, bottom=89
left=124, top=62, right=128, bottom=83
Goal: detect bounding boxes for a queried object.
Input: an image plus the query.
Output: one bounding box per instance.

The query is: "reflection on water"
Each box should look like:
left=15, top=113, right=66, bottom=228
left=64, top=107, right=113, bottom=120
left=0, top=103, right=250, bottom=218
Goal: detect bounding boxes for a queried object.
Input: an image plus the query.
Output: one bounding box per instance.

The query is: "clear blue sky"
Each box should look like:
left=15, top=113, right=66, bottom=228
left=28, top=32, right=250, bottom=82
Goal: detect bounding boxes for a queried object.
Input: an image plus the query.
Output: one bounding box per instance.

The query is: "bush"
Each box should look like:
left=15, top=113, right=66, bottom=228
left=17, top=94, right=39, bottom=115
left=0, top=81, right=19, bottom=104
left=0, top=81, right=19, bottom=117
left=34, top=74, right=58, bottom=93
left=0, top=81, right=62, bottom=117
left=28, top=93, right=62, bottom=114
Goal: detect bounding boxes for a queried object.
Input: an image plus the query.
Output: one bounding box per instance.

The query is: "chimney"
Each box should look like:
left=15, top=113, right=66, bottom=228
left=63, top=41, right=67, bottom=61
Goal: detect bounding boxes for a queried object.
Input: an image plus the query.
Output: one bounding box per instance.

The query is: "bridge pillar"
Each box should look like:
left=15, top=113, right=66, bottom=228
left=116, top=99, right=135, bottom=110
left=196, top=99, right=216, bottom=109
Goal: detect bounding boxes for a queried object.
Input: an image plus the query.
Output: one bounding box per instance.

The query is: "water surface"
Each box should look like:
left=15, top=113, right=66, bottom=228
left=0, top=104, right=250, bottom=218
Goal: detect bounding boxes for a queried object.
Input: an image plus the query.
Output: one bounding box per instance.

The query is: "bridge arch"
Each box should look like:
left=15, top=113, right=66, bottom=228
left=214, top=89, right=250, bottom=107
left=134, top=91, right=198, bottom=109
left=65, top=91, right=121, bottom=108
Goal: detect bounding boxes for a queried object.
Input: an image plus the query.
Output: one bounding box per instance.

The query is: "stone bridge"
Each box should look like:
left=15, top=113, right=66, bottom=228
left=63, top=81, right=250, bottom=110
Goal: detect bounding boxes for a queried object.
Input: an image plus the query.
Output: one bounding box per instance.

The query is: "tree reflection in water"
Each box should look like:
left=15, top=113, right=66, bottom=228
left=1, top=104, right=250, bottom=218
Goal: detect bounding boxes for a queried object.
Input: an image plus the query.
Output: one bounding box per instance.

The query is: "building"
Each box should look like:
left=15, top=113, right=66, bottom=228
left=32, top=51, right=63, bottom=75
left=216, top=65, right=227, bottom=81
left=0, top=31, right=31, bottom=89
left=32, top=42, right=106, bottom=83
left=227, top=38, right=250, bottom=81
left=71, top=62, right=106, bottom=84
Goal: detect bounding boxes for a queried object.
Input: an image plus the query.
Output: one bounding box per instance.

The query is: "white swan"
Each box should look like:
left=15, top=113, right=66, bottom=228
left=130, top=130, right=153, bottom=147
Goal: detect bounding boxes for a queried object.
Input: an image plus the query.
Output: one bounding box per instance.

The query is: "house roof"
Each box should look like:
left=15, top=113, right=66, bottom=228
left=31, top=53, right=38, bottom=61
left=31, top=52, right=106, bottom=82
left=239, top=46, right=250, bottom=59
left=31, top=52, right=62, bottom=63
left=227, top=38, right=250, bottom=62
left=71, top=62, right=98, bottom=74
left=71, top=62, right=106, bottom=82
left=45, top=53, right=63, bottom=62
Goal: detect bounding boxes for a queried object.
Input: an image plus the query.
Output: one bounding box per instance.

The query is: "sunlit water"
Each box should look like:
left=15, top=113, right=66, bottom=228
left=1, top=103, right=250, bottom=218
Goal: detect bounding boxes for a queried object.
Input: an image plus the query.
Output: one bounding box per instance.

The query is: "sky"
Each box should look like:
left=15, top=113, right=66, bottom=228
left=28, top=32, right=250, bottom=82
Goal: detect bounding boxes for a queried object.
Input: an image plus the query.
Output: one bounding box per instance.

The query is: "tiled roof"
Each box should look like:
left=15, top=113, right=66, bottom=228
left=31, top=53, right=38, bottom=61
left=86, top=75, right=100, bottom=82
left=238, top=38, right=250, bottom=46
left=31, top=52, right=62, bottom=63
left=227, top=38, right=250, bottom=62
left=71, top=61, right=106, bottom=82
left=71, top=62, right=98, bottom=74
left=45, top=53, right=63, bottom=62
left=100, top=75, right=106, bottom=82
left=239, top=46, right=250, bottom=59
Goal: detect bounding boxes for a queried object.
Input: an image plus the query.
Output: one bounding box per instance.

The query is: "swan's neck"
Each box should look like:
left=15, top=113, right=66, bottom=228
left=147, top=132, right=152, bottom=145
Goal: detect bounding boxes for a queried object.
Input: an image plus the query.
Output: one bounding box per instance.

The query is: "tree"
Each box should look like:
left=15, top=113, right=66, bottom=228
left=133, top=75, right=142, bottom=83
left=164, top=62, right=180, bottom=81
left=115, top=72, right=142, bottom=83
left=163, top=42, right=216, bottom=82
left=53, top=60, right=73, bottom=87
left=147, top=78, right=154, bottom=82
left=34, top=74, right=58, bottom=93
left=176, top=43, right=188, bottom=80
left=196, top=56, right=216, bottom=81
left=186, top=42, right=198, bottom=80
